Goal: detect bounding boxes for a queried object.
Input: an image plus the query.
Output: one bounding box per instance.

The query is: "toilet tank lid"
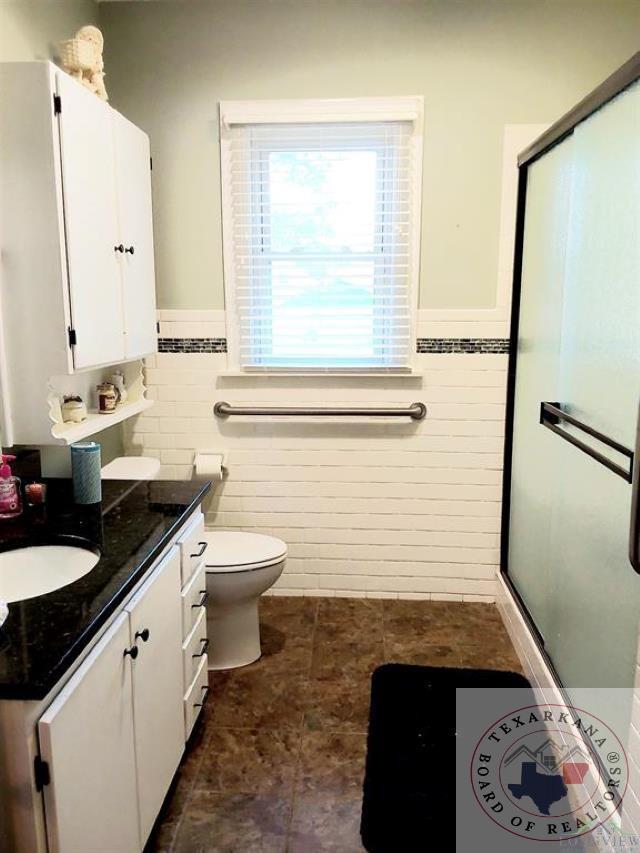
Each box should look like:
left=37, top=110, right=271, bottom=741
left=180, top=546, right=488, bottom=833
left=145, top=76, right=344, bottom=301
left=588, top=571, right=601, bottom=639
left=204, top=531, right=287, bottom=568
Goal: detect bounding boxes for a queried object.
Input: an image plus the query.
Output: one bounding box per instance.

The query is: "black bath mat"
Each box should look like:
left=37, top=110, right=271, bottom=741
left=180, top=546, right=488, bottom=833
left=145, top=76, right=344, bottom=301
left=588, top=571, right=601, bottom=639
left=360, top=664, right=532, bottom=852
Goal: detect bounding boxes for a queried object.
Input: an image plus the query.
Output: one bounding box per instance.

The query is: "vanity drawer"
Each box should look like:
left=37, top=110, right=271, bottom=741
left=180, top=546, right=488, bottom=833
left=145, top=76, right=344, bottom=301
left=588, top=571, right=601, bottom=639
left=184, top=654, right=209, bottom=741
left=177, top=511, right=207, bottom=588
left=182, top=607, right=208, bottom=691
left=181, top=559, right=207, bottom=640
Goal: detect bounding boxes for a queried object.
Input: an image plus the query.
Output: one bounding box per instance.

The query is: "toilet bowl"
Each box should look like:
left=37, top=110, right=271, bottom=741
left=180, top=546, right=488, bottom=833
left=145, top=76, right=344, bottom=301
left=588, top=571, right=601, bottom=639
left=202, top=530, right=287, bottom=670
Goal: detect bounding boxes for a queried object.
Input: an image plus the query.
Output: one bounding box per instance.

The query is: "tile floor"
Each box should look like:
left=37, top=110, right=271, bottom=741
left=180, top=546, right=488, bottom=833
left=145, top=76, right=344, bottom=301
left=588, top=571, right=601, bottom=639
left=147, top=596, right=523, bottom=852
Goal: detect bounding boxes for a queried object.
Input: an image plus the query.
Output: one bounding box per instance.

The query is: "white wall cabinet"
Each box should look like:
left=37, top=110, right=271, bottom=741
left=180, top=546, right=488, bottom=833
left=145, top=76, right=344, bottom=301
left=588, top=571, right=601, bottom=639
left=0, top=61, right=157, bottom=444
left=113, top=111, right=159, bottom=361
left=38, top=547, right=186, bottom=853
left=56, top=70, right=125, bottom=370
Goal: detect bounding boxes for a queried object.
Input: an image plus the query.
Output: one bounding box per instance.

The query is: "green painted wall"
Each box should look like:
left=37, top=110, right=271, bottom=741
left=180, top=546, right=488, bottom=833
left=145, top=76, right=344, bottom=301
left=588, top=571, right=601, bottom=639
left=100, top=0, right=640, bottom=311
left=0, top=0, right=98, bottom=62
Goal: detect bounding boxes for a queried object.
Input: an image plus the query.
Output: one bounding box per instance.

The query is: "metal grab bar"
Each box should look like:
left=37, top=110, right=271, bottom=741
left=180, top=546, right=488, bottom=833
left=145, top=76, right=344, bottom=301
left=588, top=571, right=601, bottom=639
left=213, top=401, right=427, bottom=420
left=540, top=402, right=634, bottom=483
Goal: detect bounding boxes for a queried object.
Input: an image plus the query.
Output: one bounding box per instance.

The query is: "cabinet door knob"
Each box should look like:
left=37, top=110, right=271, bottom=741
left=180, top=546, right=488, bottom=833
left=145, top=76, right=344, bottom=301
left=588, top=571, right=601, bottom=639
left=135, top=628, right=150, bottom=643
left=124, top=246, right=135, bottom=255
left=114, top=244, right=125, bottom=253
left=123, top=645, right=138, bottom=660
left=190, top=541, right=208, bottom=559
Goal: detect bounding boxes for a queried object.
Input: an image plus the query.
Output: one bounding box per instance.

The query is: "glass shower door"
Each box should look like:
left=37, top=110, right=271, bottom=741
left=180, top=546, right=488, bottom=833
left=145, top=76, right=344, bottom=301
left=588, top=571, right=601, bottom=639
left=508, top=139, right=573, bottom=645
left=509, top=78, right=640, bottom=723
left=544, top=80, right=640, bottom=704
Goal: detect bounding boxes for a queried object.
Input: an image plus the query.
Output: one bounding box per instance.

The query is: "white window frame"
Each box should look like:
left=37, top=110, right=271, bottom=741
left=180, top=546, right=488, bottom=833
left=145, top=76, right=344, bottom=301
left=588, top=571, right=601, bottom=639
left=219, top=96, right=424, bottom=374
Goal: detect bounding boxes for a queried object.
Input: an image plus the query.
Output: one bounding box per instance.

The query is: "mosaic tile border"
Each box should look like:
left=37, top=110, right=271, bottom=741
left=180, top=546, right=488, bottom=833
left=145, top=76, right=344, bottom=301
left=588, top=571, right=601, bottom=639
left=157, top=337, right=509, bottom=355
left=416, top=338, right=510, bottom=354
left=157, top=337, right=228, bottom=353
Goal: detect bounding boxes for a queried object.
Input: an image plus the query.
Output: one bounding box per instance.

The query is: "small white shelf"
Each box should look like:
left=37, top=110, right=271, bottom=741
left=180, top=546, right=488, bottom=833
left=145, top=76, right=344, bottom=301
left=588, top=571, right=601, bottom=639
left=51, top=399, right=154, bottom=445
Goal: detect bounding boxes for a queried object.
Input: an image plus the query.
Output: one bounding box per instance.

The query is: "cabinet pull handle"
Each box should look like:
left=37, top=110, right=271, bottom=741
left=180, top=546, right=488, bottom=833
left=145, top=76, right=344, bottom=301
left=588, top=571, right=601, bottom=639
left=193, top=686, right=209, bottom=708
left=123, top=645, right=138, bottom=660
left=190, top=541, right=208, bottom=559
left=192, top=591, right=208, bottom=609
left=192, top=638, right=209, bottom=658
left=114, top=244, right=125, bottom=253
left=135, top=628, right=150, bottom=643
left=124, top=246, right=135, bottom=255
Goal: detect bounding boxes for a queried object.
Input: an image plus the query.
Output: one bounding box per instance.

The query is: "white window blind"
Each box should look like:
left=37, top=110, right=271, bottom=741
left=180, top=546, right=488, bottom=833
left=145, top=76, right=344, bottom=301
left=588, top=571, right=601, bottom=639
left=221, top=101, right=422, bottom=372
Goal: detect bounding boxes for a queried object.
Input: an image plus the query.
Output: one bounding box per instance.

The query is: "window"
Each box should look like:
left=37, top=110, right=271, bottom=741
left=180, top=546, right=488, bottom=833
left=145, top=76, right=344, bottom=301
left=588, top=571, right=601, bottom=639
left=220, top=98, right=423, bottom=372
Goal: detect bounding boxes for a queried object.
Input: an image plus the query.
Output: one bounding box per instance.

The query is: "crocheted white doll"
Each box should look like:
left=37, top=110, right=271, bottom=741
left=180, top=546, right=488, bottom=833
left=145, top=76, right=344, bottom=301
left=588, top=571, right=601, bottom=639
left=59, top=25, right=108, bottom=101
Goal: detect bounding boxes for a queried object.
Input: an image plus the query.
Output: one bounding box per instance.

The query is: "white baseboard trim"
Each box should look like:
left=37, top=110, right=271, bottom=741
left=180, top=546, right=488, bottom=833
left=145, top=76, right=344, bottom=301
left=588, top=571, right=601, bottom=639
left=496, top=570, right=562, bottom=699
left=496, top=571, right=622, bottom=850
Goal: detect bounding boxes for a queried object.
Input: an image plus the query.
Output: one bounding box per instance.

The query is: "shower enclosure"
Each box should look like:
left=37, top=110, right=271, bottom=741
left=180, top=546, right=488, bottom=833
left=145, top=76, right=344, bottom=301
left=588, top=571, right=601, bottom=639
left=502, top=52, right=640, bottom=720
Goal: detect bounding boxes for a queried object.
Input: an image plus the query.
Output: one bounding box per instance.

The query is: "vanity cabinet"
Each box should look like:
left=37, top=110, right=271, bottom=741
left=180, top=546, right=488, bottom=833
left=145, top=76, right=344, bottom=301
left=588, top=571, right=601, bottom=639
left=0, top=61, right=157, bottom=444
left=37, top=546, right=187, bottom=853
left=37, top=612, right=140, bottom=853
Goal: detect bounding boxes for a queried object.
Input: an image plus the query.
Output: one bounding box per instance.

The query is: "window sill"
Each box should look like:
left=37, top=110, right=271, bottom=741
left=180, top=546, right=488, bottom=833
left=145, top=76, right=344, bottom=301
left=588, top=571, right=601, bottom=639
left=216, top=370, right=423, bottom=379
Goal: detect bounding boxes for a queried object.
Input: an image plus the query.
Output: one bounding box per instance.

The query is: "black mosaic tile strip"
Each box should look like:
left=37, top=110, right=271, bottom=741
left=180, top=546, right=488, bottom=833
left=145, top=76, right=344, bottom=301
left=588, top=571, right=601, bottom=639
left=416, top=338, right=510, bottom=354
left=158, top=337, right=227, bottom=353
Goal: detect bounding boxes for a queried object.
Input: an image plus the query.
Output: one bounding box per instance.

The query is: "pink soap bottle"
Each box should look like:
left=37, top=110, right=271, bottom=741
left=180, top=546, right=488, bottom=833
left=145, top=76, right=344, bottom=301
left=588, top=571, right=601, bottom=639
left=0, top=454, right=22, bottom=520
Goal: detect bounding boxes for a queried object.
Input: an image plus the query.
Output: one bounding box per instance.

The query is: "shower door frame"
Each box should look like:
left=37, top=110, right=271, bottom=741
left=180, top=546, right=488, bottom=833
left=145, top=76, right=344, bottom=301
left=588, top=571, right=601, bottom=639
left=499, top=51, right=640, bottom=678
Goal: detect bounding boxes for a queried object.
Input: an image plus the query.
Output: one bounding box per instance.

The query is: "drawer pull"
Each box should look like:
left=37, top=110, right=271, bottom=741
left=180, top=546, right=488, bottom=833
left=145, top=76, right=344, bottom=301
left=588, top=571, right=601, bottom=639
left=135, top=628, right=150, bottom=643
left=192, top=638, right=209, bottom=658
left=191, top=591, right=208, bottom=609
left=123, top=645, right=138, bottom=660
left=190, top=541, right=208, bottom=559
left=193, top=685, right=209, bottom=708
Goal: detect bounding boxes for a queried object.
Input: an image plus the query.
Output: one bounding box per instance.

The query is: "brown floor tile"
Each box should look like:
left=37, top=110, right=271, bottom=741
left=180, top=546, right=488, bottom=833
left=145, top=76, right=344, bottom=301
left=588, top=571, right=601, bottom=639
left=310, top=639, right=384, bottom=683
left=315, top=598, right=384, bottom=644
left=287, top=793, right=365, bottom=852
left=384, top=637, right=461, bottom=667
left=383, top=598, right=462, bottom=622
left=302, top=679, right=371, bottom=734
left=251, top=623, right=314, bottom=677
left=173, top=791, right=290, bottom=853
left=208, top=670, right=306, bottom=730
left=458, top=646, right=524, bottom=673
left=317, top=598, right=383, bottom=624
left=459, top=602, right=504, bottom=625
left=296, top=732, right=366, bottom=798
left=261, top=595, right=318, bottom=627
left=145, top=724, right=210, bottom=852
left=194, top=728, right=301, bottom=795
left=150, top=596, right=523, bottom=851
left=455, top=627, right=515, bottom=658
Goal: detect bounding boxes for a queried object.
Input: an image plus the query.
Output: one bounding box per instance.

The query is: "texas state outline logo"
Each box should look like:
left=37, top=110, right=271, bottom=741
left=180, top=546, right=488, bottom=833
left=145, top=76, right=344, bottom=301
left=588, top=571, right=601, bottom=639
left=470, top=703, right=629, bottom=842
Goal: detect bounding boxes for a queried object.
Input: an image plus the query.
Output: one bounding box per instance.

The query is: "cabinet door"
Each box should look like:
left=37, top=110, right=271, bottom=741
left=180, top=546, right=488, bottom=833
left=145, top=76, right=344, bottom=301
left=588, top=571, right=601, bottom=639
left=112, top=111, right=158, bottom=359
left=56, top=72, right=125, bottom=369
left=125, top=546, right=184, bottom=845
left=38, top=612, right=140, bottom=853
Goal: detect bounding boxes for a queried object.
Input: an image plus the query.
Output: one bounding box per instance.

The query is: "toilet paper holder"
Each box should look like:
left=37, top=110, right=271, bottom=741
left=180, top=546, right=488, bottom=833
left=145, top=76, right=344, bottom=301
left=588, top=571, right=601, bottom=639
left=193, top=452, right=227, bottom=480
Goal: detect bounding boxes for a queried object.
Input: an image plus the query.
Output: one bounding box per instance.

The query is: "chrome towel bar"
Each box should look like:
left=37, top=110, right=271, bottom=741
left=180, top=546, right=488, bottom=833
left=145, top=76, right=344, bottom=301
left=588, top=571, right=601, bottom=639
left=213, top=401, right=427, bottom=420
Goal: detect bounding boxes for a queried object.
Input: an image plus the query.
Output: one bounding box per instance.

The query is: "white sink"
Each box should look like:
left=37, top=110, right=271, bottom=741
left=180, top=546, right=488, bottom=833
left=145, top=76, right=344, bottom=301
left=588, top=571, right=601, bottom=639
left=0, top=544, right=100, bottom=603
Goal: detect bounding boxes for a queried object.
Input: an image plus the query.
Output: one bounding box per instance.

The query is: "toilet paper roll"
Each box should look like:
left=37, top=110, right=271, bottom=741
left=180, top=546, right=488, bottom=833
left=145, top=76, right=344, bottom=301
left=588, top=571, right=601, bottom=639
left=193, top=453, right=225, bottom=481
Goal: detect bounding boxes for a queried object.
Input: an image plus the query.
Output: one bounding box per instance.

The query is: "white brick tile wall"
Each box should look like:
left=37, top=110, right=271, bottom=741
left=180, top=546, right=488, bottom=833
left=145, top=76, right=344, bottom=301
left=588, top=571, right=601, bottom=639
left=125, top=311, right=508, bottom=598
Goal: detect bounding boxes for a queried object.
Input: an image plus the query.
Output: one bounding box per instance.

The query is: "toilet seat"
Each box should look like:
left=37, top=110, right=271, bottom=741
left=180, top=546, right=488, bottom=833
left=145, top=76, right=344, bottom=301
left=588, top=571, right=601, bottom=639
left=204, top=531, right=287, bottom=573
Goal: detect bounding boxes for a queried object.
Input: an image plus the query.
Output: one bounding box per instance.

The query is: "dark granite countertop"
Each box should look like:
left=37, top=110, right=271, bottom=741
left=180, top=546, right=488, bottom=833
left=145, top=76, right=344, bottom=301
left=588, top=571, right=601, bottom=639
left=0, top=478, right=210, bottom=700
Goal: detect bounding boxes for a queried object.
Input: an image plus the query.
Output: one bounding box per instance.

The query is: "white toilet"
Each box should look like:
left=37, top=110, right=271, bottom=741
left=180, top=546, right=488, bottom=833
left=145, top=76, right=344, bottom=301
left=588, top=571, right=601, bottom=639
left=202, top=530, right=288, bottom=670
